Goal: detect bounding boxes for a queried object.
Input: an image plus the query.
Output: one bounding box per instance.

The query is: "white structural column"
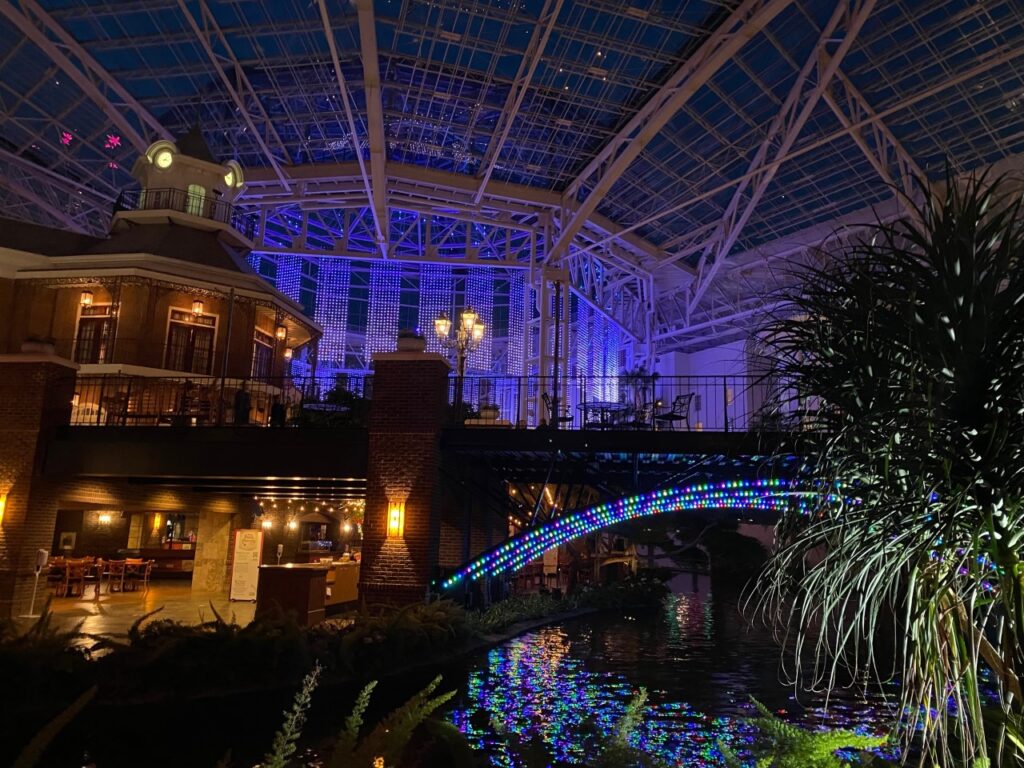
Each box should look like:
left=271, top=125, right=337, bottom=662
left=546, top=0, right=796, bottom=266
left=356, top=0, right=388, bottom=243
left=176, top=0, right=293, bottom=190
left=473, top=0, right=565, bottom=205
left=317, top=0, right=388, bottom=258
left=0, top=0, right=172, bottom=153
left=683, top=0, right=878, bottom=320
left=821, top=67, right=925, bottom=199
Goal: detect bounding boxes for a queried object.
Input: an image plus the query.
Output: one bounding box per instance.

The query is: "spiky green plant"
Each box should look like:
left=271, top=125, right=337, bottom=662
left=327, top=675, right=456, bottom=768
left=748, top=170, right=1024, bottom=765
left=262, top=663, right=321, bottom=768
left=720, top=699, right=887, bottom=768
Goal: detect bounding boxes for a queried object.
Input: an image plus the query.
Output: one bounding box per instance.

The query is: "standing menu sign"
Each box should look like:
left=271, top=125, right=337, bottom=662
left=229, top=529, right=264, bottom=601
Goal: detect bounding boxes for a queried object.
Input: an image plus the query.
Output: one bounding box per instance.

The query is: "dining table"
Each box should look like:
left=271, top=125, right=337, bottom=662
left=578, top=400, right=629, bottom=429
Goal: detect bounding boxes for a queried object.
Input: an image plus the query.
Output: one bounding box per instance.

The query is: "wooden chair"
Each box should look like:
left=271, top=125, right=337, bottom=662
left=138, top=560, right=155, bottom=592
left=106, top=559, right=127, bottom=593
left=124, top=558, right=144, bottom=591
left=61, top=559, right=88, bottom=598
left=653, top=393, right=694, bottom=431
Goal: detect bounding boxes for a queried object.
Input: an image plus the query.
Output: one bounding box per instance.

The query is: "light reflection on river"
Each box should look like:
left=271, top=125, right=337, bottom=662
left=449, top=579, right=898, bottom=766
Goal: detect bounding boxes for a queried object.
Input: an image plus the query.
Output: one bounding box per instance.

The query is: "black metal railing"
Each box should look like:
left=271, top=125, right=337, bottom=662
left=69, top=374, right=372, bottom=427
left=114, top=187, right=258, bottom=241
left=449, top=374, right=803, bottom=433
left=66, top=371, right=806, bottom=434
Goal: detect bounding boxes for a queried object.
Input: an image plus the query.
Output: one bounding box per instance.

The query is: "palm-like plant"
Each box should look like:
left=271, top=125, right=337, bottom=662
left=748, top=171, right=1024, bottom=765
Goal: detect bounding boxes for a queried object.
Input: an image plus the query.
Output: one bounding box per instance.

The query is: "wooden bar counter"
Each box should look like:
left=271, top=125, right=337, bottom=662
left=255, top=564, right=329, bottom=627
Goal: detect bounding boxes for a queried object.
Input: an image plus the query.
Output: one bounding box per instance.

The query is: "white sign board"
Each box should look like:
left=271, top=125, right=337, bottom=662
left=229, top=529, right=264, bottom=601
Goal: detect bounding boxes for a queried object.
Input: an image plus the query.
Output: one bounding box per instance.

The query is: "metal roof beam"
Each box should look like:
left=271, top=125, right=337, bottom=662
left=683, top=0, right=877, bottom=319
left=0, top=0, right=171, bottom=153
left=316, top=0, right=387, bottom=258
left=821, top=66, right=925, bottom=200
left=355, top=0, right=388, bottom=246
left=547, top=0, right=795, bottom=266
left=176, top=0, right=293, bottom=190
left=473, top=0, right=565, bottom=205
left=0, top=169, right=88, bottom=233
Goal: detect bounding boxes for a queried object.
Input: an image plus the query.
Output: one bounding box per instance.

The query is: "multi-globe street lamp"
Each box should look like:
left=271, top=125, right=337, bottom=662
left=434, top=306, right=485, bottom=421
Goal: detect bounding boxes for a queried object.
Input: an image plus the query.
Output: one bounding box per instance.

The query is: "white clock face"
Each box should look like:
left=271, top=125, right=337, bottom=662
left=154, top=149, right=173, bottom=169
left=224, top=170, right=235, bottom=187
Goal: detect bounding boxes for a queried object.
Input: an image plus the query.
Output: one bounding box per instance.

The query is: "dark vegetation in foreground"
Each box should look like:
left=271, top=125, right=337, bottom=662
left=0, top=578, right=666, bottom=762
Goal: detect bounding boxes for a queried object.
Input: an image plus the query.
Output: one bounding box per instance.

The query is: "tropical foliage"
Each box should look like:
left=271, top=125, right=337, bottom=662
left=720, top=699, right=888, bottom=768
left=749, top=171, right=1024, bottom=764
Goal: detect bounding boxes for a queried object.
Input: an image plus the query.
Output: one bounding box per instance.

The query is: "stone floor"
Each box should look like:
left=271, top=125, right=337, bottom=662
left=21, top=580, right=256, bottom=637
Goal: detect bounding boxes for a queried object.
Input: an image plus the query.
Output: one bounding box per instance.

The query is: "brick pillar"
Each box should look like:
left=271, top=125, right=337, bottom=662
left=358, top=346, right=450, bottom=605
left=0, top=354, right=77, bottom=617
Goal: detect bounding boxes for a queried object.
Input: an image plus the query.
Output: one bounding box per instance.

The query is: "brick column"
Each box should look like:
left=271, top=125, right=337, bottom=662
left=358, top=347, right=450, bottom=605
left=0, top=354, right=77, bottom=617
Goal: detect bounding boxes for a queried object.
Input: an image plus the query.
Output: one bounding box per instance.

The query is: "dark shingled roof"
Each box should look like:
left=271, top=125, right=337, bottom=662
left=0, top=216, right=103, bottom=256
left=82, top=222, right=250, bottom=273
left=175, top=126, right=218, bottom=165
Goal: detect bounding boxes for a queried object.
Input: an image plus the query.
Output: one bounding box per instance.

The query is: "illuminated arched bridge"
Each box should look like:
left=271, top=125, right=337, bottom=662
left=440, top=478, right=844, bottom=590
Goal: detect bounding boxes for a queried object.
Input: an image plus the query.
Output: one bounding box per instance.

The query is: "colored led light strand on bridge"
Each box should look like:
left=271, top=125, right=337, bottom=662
left=441, top=479, right=850, bottom=589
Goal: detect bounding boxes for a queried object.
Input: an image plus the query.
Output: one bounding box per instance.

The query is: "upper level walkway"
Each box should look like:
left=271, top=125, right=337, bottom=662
left=67, top=372, right=806, bottom=434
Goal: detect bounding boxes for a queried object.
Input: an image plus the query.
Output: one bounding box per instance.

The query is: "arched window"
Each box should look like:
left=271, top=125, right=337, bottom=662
left=186, top=184, right=206, bottom=217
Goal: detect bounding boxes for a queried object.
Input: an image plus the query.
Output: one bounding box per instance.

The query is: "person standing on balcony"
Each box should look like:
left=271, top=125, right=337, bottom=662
left=233, top=381, right=251, bottom=425
left=270, top=396, right=286, bottom=427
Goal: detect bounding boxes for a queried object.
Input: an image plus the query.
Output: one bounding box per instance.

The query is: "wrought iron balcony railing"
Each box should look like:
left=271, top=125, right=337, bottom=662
left=114, top=187, right=257, bottom=241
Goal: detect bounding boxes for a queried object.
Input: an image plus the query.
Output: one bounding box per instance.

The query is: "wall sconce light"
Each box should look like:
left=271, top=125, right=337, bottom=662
left=261, top=517, right=273, bottom=530
left=287, top=518, right=298, bottom=531
left=0, top=493, right=6, bottom=525
left=80, top=290, right=94, bottom=307
left=71, top=392, right=80, bottom=408
left=342, top=521, right=353, bottom=534
left=98, top=512, right=113, bottom=525
left=283, top=347, right=293, bottom=361
left=275, top=325, right=287, bottom=341
left=191, top=299, right=204, bottom=317
left=387, top=500, right=405, bottom=538
left=151, top=512, right=162, bottom=532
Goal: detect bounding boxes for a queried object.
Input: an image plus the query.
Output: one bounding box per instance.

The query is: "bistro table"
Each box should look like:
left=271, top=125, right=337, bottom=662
left=578, top=400, right=629, bottom=429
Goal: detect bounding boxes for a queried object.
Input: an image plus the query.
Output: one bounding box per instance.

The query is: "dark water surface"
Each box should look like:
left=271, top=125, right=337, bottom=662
left=446, top=576, right=899, bottom=766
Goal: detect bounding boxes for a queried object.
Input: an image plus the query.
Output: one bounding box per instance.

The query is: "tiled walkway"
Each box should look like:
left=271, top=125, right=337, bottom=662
left=21, top=581, right=256, bottom=637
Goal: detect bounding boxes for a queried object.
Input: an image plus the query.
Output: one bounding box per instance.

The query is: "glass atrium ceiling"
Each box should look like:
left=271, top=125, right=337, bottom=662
left=1, top=0, right=1023, bottom=344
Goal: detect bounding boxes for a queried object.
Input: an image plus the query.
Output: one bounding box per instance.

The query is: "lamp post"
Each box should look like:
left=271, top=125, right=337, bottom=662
left=434, top=306, right=485, bottom=421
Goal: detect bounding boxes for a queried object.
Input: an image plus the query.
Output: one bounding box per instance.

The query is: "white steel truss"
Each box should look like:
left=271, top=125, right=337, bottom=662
left=176, top=0, right=293, bottom=190
left=0, top=0, right=171, bottom=153
left=547, top=0, right=796, bottom=266
left=679, top=0, right=878, bottom=323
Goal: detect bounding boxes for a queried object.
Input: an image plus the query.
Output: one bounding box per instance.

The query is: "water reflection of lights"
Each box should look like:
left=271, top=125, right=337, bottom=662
left=451, top=625, right=758, bottom=765
left=450, top=594, right=899, bottom=766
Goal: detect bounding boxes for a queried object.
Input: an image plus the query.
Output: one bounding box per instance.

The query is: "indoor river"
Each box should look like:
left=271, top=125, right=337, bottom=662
left=445, top=574, right=899, bottom=766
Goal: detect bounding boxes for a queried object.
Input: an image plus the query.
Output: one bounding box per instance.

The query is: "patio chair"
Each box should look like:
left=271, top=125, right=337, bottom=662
left=654, top=393, right=694, bottom=431
left=61, top=559, right=88, bottom=598
left=540, top=392, right=573, bottom=427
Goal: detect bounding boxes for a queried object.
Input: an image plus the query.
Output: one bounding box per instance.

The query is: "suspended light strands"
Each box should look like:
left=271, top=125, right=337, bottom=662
left=441, top=479, right=849, bottom=589
left=366, top=260, right=402, bottom=355
left=276, top=254, right=304, bottom=304
left=418, top=263, right=454, bottom=354
left=465, top=267, right=494, bottom=371
left=507, top=270, right=526, bottom=376
left=314, top=258, right=351, bottom=367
